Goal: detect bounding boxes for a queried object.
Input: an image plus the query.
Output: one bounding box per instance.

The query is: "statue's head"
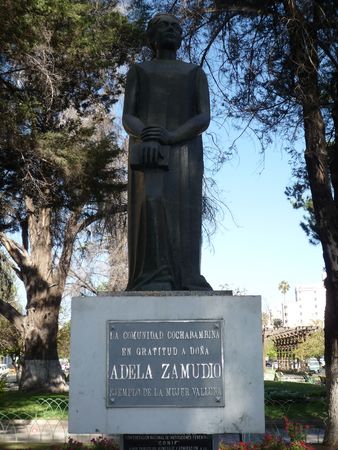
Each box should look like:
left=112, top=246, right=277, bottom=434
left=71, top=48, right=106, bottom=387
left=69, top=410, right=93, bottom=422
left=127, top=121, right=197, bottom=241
left=147, top=13, right=182, bottom=54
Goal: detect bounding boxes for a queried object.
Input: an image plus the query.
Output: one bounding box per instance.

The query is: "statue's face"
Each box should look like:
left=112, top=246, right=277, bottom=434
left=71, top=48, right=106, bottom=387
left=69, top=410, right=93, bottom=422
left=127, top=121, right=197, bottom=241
left=152, top=16, right=182, bottom=51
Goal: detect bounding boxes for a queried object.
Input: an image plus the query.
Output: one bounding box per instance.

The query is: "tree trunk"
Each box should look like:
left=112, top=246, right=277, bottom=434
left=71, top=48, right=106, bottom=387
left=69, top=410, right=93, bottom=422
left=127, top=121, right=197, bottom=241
left=0, top=203, right=81, bottom=392
left=15, top=199, right=67, bottom=392
left=323, top=270, right=338, bottom=445
left=20, top=297, right=68, bottom=393
left=303, top=104, right=338, bottom=446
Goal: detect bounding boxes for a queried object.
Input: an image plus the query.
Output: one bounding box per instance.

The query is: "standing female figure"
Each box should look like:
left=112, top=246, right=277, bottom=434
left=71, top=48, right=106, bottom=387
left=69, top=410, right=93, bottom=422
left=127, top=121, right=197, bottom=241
left=123, top=13, right=212, bottom=291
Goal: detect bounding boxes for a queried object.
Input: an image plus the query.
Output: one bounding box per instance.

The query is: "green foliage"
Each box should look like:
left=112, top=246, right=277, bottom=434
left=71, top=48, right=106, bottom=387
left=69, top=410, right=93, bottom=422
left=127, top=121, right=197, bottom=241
left=0, top=0, right=141, bottom=232
left=294, top=330, right=324, bottom=362
left=286, top=141, right=337, bottom=245
left=57, top=321, right=70, bottom=359
left=265, top=338, right=277, bottom=360
left=285, top=161, right=320, bottom=245
left=273, top=318, right=283, bottom=329
left=220, top=434, right=314, bottom=449
left=0, top=255, right=23, bottom=363
left=0, top=253, right=16, bottom=304
left=0, top=374, right=7, bottom=396
left=278, top=281, right=290, bottom=295
left=0, top=3, right=141, bottom=383
left=0, top=319, right=23, bottom=363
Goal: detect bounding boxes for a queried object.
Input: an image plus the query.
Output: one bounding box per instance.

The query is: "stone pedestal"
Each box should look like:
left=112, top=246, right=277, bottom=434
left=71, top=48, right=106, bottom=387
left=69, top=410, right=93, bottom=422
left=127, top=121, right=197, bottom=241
left=69, top=292, right=264, bottom=435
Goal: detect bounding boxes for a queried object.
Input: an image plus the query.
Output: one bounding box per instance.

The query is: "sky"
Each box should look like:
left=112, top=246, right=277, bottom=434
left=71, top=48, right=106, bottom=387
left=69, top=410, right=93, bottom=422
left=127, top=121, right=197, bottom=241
left=200, top=125, right=324, bottom=313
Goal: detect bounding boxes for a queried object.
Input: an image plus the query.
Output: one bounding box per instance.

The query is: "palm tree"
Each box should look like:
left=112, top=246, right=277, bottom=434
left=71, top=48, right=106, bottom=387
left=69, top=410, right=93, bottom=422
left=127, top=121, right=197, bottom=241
left=278, top=281, right=290, bottom=326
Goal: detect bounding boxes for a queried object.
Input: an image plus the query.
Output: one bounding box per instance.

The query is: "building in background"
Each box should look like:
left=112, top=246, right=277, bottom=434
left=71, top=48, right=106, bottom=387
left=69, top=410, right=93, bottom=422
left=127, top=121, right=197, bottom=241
left=283, top=283, right=325, bottom=327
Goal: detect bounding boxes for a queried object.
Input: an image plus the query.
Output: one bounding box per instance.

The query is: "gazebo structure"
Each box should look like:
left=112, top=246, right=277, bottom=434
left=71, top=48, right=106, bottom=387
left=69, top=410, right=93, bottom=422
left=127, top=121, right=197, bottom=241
left=264, top=326, right=317, bottom=370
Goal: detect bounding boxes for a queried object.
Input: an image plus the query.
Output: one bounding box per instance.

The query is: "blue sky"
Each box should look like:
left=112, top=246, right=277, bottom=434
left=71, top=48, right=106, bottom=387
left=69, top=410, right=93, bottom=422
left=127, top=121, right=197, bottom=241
left=201, top=128, right=324, bottom=312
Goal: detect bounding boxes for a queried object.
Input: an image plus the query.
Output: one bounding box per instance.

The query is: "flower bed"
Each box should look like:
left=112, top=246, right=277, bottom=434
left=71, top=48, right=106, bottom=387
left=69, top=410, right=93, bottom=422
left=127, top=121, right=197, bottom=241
left=219, top=418, right=315, bottom=450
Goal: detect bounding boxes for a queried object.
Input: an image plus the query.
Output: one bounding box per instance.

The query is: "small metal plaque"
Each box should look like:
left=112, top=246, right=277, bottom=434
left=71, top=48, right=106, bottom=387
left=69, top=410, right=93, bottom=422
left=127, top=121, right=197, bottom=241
left=106, top=320, right=224, bottom=407
left=123, top=434, right=212, bottom=450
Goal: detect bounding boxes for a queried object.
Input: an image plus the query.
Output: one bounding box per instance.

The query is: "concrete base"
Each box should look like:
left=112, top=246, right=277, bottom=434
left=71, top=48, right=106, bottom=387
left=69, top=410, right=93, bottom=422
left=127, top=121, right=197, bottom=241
left=69, top=292, right=264, bottom=435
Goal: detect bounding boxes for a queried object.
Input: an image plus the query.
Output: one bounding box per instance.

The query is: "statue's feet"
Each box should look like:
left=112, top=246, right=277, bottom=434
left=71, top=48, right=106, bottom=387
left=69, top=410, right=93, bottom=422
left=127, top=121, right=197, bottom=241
left=181, top=274, right=213, bottom=291
left=127, top=267, right=174, bottom=292
left=135, top=281, right=173, bottom=291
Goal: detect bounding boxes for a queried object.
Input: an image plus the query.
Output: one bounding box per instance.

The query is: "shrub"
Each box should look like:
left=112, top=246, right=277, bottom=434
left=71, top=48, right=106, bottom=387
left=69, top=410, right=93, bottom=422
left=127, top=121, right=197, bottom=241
left=63, top=437, right=84, bottom=449
left=219, top=436, right=314, bottom=449
left=0, top=374, right=7, bottom=395
left=284, top=417, right=309, bottom=442
left=219, top=418, right=314, bottom=450
left=57, top=437, right=119, bottom=449
left=90, top=436, right=119, bottom=449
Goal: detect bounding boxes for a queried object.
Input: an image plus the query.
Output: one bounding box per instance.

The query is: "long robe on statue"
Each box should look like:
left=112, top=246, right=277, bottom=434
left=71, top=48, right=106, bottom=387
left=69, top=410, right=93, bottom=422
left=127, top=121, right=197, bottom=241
left=124, top=59, right=212, bottom=291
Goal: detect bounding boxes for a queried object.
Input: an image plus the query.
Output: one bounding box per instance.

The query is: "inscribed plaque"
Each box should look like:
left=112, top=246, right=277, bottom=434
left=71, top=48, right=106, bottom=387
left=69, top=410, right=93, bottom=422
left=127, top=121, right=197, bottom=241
left=106, top=320, right=224, bottom=407
left=123, top=434, right=212, bottom=450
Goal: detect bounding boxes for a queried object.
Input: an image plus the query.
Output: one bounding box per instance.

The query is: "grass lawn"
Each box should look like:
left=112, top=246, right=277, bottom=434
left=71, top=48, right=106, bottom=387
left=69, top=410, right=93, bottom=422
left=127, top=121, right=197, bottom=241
left=0, top=381, right=326, bottom=423
left=0, top=443, right=115, bottom=449
left=0, top=391, right=68, bottom=420
left=0, top=382, right=329, bottom=449
left=264, top=380, right=326, bottom=422
left=0, top=444, right=66, bottom=449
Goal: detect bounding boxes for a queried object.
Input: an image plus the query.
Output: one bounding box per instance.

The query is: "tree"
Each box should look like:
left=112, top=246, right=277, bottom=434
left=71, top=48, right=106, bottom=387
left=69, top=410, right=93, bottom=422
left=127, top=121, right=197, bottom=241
left=0, top=318, right=24, bottom=381
left=129, top=0, right=338, bottom=439
left=0, top=255, right=24, bottom=379
left=64, top=151, right=129, bottom=297
left=294, top=329, right=324, bottom=363
left=0, top=0, right=140, bottom=392
left=57, top=321, right=70, bottom=360
left=130, top=0, right=337, bottom=445
left=265, top=338, right=277, bottom=361
left=278, top=281, right=290, bottom=297
left=261, top=311, right=271, bottom=329
left=273, top=318, right=283, bottom=329
left=64, top=217, right=128, bottom=298
left=278, top=280, right=290, bottom=326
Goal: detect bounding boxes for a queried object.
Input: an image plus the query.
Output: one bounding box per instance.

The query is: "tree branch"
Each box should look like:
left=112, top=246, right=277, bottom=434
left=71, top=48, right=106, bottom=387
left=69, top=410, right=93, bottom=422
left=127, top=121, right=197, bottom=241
left=0, top=250, right=23, bottom=281
left=318, top=41, right=338, bottom=71
left=77, top=204, right=127, bottom=235
left=55, top=204, right=127, bottom=289
left=212, top=0, right=278, bottom=17
left=168, top=0, right=179, bottom=13
left=0, top=232, right=31, bottom=272
left=0, top=76, right=23, bottom=95
left=54, top=209, right=82, bottom=289
left=68, top=269, right=98, bottom=295
left=200, top=17, right=229, bottom=67
left=0, top=298, right=24, bottom=331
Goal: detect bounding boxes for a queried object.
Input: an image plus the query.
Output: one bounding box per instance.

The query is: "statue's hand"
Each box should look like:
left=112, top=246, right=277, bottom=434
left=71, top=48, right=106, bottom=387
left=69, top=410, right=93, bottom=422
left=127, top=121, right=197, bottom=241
left=141, top=126, right=174, bottom=145
left=141, top=141, right=162, bottom=168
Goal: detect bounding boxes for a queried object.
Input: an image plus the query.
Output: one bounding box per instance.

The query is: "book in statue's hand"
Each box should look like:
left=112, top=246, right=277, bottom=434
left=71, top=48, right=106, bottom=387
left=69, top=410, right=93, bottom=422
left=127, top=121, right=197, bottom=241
left=130, top=142, right=169, bottom=170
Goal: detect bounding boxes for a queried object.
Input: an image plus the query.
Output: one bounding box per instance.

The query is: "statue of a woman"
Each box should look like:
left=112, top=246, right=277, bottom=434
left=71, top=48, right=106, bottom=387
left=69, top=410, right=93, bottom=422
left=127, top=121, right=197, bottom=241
left=123, top=13, right=212, bottom=291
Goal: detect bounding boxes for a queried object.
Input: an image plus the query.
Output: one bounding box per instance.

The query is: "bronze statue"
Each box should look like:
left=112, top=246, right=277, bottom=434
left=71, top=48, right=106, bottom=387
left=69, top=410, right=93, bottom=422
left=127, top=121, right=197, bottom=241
left=123, top=13, right=212, bottom=291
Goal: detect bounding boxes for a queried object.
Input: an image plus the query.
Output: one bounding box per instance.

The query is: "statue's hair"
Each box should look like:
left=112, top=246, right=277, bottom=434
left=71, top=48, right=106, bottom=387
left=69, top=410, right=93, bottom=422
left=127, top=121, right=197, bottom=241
left=146, top=13, right=182, bottom=52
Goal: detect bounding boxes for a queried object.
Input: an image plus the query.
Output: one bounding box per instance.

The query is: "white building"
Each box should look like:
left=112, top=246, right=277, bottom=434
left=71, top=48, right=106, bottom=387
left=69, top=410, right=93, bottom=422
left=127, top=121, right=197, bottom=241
left=283, top=283, right=325, bottom=327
